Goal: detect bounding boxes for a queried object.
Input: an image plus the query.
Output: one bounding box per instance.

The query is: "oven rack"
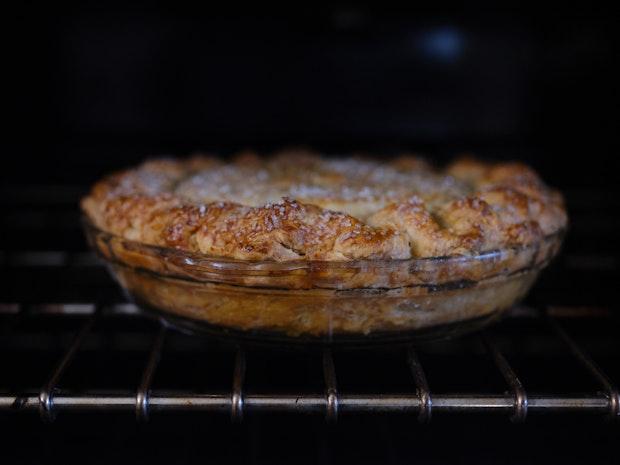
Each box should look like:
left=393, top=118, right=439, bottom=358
left=1, top=181, right=618, bottom=425
left=1, top=302, right=618, bottom=424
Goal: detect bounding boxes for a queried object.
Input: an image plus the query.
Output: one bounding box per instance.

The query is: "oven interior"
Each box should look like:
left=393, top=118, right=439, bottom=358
left=2, top=5, right=618, bottom=464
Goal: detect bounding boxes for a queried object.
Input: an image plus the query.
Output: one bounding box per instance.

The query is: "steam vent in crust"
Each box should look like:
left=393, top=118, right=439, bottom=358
left=81, top=151, right=568, bottom=262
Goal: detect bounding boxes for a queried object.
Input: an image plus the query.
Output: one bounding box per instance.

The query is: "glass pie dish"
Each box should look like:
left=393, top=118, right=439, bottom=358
left=83, top=217, right=564, bottom=344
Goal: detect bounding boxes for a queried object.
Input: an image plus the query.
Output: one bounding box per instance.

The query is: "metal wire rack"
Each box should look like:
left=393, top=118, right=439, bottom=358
left=0, top=299, right=618, bottom=424
left=1, top=184, right=618, bottom=425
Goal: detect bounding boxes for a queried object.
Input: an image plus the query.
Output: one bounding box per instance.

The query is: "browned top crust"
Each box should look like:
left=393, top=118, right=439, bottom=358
left=81, top=150, right=567, bottom=261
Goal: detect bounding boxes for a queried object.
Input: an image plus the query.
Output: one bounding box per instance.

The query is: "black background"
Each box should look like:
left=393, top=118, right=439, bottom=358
left=4, top=3, right=617, bottom=189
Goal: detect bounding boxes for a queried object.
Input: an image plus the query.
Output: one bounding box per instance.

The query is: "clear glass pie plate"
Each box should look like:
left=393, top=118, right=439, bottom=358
left=83, top=218, right=563, bottom=344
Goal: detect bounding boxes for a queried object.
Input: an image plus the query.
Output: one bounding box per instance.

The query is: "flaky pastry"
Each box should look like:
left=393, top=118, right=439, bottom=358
left=82, top=151, right=567, bottom=262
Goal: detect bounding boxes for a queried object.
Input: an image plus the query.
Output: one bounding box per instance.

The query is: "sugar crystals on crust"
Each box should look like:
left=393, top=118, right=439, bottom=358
left=82, top=152, right=567, bottom=261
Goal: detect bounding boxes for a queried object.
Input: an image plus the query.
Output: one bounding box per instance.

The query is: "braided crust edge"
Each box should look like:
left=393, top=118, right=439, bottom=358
left=81, top=154, right=567, bottom=261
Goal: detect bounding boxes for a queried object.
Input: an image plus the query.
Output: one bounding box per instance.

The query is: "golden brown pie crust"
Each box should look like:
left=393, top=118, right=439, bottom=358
left=81, top=151, right=567, bottom=262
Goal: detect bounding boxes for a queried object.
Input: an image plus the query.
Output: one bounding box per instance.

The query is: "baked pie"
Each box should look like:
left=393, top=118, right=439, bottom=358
left=82, top=151, right=566, bottom=261
left=82, top=151, right=567, bottom=341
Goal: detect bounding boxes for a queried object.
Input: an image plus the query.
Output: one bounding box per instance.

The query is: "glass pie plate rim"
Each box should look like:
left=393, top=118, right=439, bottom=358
left=82, top=216, right=564, bottom=344
left=82, top=216, right=564, bottom=289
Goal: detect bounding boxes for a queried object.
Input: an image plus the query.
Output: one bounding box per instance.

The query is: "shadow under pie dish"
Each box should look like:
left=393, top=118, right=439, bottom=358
left=81, top=151, right=567, bottom=343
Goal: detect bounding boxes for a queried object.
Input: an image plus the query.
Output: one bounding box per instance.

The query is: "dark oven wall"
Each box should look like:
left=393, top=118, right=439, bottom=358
left=4, top=5, right=616, bottom=191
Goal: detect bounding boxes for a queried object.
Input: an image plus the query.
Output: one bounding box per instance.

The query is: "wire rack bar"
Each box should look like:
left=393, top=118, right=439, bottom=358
left=38, top=310, right=99, bottom=422
left=482, top=333, right=528, bottom=422
left=406, top=346, right=432, bottom=423
left=231, top=347, right=246, bottom=423
left=322, top=349, right=339, bottom=423
left=136, top=326, right=166, bottom=422
left=545, top=310, right=619, bottom=421
left=1, top=394, right=610, bottom=414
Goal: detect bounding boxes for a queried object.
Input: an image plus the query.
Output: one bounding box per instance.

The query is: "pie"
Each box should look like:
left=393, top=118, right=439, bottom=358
left=81, top=151, right=566, bottom=340
left=82, top=150, right=567, bottom=262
